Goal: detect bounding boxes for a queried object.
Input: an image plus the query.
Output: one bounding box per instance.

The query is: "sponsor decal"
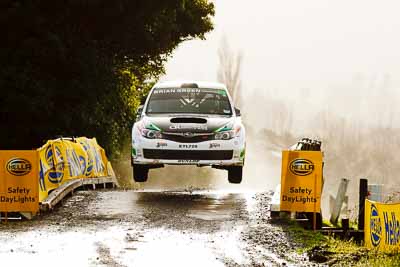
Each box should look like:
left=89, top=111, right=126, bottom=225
left=0, top=151, right=39, bottom=211
left=45, top=146, right=64, bottom=184
left=177, top=160, right=200, bottom=163
left=156, top=142, right=168, bottom=148
left=280, top=151, right=323, bottom=213
left=215, top=124, right=233, bottom=133
left=153, top=88, right=226, bottom=95
left=289, top=159, right=314, bottom=176
left=170, top=125, right=208, bottom=131
left=209, top=143, right=221, bottom=149
left=183, top=132, right=194, bottom=138
left=179, top=144, right=198, bottom=149
left=39, top=160, right=46, bottom=191
left=6, top=158, right=32, bottom=176
left=365, top=200, right=400, bottom=251
left=240, top=149, right=245, bottom=160
left=66, top=148, right=86, bottom=178
left=383, top=211, right=400, bottom=246
left=217, top=89, right=227, bottom=96
left=0, top=187, right=36, bottom=204
left=79, top=140, right=94, bottom=177
left=281, top=187, right=317, bottom=204
left=147, top=123, right=161, bottom=131
left=153, top=88, right=201, bottom=94
left=370, top=204, right=382, bottom=247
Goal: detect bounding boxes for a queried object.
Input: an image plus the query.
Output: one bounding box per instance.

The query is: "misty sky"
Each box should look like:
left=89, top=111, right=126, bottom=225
left=163, top=0, right=400, bottom=93
left=161, top=0, right=400, bottom=192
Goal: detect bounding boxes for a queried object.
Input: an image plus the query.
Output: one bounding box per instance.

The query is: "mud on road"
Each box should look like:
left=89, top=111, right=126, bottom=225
left=0, top=189, right=313, bottom=267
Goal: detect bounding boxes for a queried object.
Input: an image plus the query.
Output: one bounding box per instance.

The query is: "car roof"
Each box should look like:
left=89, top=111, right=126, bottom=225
left=154, top=80, right=227, bottom=90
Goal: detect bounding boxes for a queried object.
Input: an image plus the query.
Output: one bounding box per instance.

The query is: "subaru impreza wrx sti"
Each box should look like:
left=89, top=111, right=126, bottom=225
left=131, top=81, right=246, bottom=183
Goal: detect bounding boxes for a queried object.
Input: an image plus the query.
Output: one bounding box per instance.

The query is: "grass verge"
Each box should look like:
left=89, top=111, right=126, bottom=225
left=286, top=221, right=400, bottom=266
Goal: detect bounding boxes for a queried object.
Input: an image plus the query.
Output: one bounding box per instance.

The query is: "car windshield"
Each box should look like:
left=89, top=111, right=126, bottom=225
left=146, top=88, right=232, bottom=115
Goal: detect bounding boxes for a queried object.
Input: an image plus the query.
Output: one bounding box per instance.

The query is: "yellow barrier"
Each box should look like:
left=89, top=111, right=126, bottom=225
left=38, top=137, right=111, bottom=202
left=280, top=151, right=323, bottom=212
left=0, top=137, right=113, bottom=216
left=365, top=199, right=400, bottom=252
left=0, top=151, right=39, bottom=214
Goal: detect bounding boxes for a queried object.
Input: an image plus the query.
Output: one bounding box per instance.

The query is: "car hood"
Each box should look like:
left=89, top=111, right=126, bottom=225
left=143, top=114, right=234, bottom=133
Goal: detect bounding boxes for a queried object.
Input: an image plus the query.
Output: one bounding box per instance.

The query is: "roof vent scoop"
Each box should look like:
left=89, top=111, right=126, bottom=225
left=181, top=83, right=198, bottom=88
left=170, top=117, right=207, bottom=124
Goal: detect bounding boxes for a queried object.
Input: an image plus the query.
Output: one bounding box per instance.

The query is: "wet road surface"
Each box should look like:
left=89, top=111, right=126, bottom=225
left=0, top=190, right=310, bottom=266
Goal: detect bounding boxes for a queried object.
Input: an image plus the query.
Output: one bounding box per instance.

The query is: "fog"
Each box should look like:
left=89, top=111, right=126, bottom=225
left=158, top=0, right=400, bottom=215
left=165, top=0, right=400, bottom=87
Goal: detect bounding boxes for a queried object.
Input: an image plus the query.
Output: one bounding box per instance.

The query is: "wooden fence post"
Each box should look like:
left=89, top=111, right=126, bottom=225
left=358, top=178, right=368, bottom=231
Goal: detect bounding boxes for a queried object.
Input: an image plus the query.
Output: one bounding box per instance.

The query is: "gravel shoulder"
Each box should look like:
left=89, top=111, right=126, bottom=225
left=0, top=189, right=320, bottom=267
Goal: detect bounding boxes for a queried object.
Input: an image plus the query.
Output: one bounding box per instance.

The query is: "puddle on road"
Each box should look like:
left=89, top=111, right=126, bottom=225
left=119, top=228, right=229, bottom=267
left=0, top=190, right=262, bottom=266
left=0, top=222, right=249, bottom=267
left=105, top=225, right=250, bottom=267
left=187, top=193, right=237, bottom=220
left=87, top=190, right=258, bottom=222
left=87, top=190, right=142, bottom=216
left=0, top=230, right=99, bottom=266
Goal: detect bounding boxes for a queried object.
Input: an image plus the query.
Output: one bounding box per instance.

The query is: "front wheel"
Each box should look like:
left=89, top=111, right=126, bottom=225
left=228, top=166, right=243, bottom=184
left=133, top=164, right=149, bottom=182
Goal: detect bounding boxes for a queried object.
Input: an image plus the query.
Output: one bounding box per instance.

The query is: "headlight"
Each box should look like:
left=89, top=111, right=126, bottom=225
left=215, top=130, right=235, bottom=140
left=214, top=124, right=242, bottom=140
left=141, top=129, right=162, bottom=139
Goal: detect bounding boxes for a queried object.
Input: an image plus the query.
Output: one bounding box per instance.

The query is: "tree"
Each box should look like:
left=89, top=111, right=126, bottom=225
left=217, top=36, right=243, bottom=107
left=0, top=0, right=215, bottom=156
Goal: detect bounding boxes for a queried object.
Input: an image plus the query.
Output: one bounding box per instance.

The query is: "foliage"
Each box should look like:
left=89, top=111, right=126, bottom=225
left=286, top=221, right=400, bottom=266
left=0, top=0, right=214, bottom=156
left=284, top=221, right=327, bottom=252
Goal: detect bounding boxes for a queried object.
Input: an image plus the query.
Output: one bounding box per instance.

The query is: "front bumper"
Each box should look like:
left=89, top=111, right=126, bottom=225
left=132, top=137, right=245, bottom=166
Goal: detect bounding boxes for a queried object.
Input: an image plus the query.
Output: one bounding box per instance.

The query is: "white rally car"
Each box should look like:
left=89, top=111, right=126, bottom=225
left=131, top=81, right=246, bottom=183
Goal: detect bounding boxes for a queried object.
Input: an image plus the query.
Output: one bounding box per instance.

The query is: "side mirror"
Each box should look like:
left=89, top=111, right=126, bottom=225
left=135, top=105, right=144, bottom=121
left=234, top=107, right=241, bottom=117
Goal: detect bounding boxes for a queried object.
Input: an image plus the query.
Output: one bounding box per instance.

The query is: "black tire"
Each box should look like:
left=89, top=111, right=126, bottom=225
left=133, top=164, right=149, bottom=182
left=228, top=166, right=243, bottom=184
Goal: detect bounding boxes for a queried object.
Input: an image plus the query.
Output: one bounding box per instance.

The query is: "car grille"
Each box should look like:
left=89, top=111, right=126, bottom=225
left=162, top=132, right=214, bottom=143
left=143, top=149, right=233, bottom=160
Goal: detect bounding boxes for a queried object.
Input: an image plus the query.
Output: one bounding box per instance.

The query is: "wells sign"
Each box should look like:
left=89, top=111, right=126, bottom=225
left=280, top=151, right=323, bottom=212
left=0, top=151, right=39, bottom=214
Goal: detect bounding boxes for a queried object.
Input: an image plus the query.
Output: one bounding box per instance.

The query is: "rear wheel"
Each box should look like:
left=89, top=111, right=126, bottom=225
left=228, top=166, right=243, bottom=184
left=133, top=164, right=149, bottom=182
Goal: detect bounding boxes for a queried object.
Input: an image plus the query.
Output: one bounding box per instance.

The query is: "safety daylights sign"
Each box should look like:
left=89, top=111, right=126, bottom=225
left=365, top=199, right=400, bottom=252
left=0, top=151, right=39, bottom=213
left=280, top=151, right=323, bottom=212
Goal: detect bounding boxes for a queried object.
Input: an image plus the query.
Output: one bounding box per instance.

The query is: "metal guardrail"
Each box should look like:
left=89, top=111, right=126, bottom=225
left=40, top=176, right=116, bottom=211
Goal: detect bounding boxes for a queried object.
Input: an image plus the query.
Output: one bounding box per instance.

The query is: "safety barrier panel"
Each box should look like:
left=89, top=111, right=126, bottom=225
left=1, top=137, right=114, bottom=217
left=280, top=150, right=323, bottom=213
left=365, top=199, right=400, bottom=252
left=0, top=151, right=39, bottom=215
left=38, top=137, right=112, bottom=202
